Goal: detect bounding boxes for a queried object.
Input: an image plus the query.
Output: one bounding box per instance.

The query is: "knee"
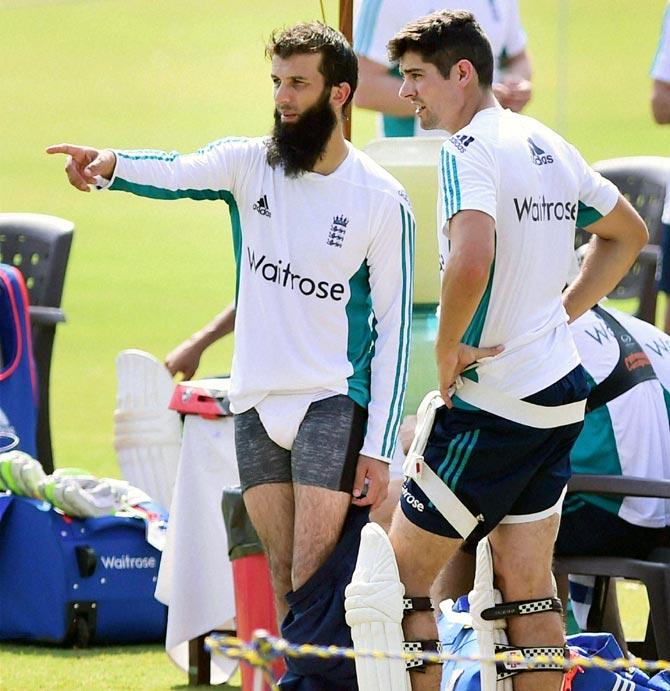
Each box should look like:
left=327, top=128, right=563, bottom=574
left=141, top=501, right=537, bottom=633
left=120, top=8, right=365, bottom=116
left=493, top=549, right=554, bottom=599
left=266, top=550, right=293, bottom=587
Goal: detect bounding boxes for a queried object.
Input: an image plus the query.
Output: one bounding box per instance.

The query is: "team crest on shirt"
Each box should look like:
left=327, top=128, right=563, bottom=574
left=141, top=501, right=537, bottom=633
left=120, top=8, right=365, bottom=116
left=327, top=215, right=349, bottom=247
left=449, top=134, right=475, bottom=153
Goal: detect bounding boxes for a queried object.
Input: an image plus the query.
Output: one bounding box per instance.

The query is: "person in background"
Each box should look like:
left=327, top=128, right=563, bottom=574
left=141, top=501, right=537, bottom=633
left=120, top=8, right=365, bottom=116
left=165, top=303, right=235, bottom=380
left=651, top=1, right=670, bottom=334
left=354, top=0, right=532, bottom=138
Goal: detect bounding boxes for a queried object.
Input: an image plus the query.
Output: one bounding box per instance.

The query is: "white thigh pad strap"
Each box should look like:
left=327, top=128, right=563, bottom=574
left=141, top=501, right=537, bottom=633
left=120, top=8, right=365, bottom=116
left=402, top=391, right=479, bottom=539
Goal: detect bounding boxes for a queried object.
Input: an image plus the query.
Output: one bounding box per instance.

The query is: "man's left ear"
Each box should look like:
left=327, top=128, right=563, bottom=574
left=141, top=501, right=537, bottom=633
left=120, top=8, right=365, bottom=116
left=455, top=59, right=476, bottom=86
left=331, top=82, right=352, bottom=108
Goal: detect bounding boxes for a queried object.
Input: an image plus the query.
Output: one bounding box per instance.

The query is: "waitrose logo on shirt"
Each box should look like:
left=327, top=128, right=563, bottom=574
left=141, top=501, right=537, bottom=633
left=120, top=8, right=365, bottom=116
left=246, top=247, right=346, bottom=301
left=514, top=196, right=577, bottom=222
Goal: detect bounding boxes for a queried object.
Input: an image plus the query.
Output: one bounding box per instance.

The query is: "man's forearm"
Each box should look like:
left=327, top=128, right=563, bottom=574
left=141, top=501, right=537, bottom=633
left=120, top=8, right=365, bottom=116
left=190, top=304, right=236, bottom=349
left=503, top=50, right=532, bottom=81
left=354, top=57, right=417, bottom=117
left=651, top=80, right=670, bottom=124
left=437, top=253, right=490, bottom=353
left=563, top=236, right=643, bottom=322
left=563, top=197, right=648, bottom=322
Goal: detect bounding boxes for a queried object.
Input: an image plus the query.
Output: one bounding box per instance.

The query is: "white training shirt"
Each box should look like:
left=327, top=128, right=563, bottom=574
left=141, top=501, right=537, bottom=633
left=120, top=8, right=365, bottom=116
left=569, top=308, right=670, bottom=528
left=354, top=0, right=527, bottom=137
left=651, top=2, right=670, bottom=223
left=107, top=137, right=415, bottom=462
left=438, top=106, right=619, bottom=399
left=652, top=2, right=670, bottom=83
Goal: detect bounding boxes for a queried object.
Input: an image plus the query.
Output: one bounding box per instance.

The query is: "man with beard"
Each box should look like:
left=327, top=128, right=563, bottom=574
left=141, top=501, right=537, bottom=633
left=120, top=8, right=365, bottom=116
left=47, top=21, right=422, bottom=688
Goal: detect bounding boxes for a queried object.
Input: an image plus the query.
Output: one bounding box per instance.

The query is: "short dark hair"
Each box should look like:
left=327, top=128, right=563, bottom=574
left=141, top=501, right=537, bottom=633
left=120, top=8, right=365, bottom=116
left=387, top=10, right=493, bottom=88
left=267, top=21, right=358, bottom=107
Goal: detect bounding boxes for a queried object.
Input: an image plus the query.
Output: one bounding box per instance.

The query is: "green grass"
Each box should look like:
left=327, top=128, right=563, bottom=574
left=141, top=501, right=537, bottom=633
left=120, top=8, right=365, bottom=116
left=1, top=0, right=668, bottom=686
left=0, top=643, right=188, bottom=690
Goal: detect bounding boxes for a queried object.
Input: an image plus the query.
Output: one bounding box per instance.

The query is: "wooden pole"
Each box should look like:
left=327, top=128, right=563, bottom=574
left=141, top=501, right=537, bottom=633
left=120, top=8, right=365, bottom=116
left=339, top=0, right=353, bottom=141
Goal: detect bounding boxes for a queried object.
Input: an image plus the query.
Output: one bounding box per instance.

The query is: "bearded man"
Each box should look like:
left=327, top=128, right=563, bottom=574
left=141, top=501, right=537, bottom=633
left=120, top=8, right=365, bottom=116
left=47, top=21, right=423, bottom=688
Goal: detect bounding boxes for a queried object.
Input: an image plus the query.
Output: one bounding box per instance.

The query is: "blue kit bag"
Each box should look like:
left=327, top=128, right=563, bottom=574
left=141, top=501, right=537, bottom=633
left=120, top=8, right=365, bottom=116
left=0, top=264, right=38, bottom=456
left=439, top=597, right=670, bottom=691
left=0, top=494, right=167, bottom=645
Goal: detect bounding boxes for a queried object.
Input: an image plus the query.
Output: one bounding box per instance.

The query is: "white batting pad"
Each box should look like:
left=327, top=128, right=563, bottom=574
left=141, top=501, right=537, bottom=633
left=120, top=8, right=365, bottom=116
left=345, top=522, right=411, bottom=691
left=469, top=538, right=512, bottom=691
left=114, top=349, right=181, bottom=508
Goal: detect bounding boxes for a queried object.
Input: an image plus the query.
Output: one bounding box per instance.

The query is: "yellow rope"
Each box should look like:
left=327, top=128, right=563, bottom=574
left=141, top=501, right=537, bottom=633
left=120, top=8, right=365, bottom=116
left=205, top=630, right=670, bottom=678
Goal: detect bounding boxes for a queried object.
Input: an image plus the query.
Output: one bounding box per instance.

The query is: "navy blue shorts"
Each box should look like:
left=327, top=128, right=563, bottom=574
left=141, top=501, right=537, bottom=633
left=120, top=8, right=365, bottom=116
left=556, top=498, right=667, bottom=559
left=279, top=506, right=368, bottom=690
left=658, top=223, right=670, bottom=293
left=401, top=366, right=588, bottom=543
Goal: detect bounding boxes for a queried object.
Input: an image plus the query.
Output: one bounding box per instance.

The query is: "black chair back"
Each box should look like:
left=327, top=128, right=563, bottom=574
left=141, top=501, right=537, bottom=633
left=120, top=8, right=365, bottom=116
left=0, top=213, right=74, bottom=472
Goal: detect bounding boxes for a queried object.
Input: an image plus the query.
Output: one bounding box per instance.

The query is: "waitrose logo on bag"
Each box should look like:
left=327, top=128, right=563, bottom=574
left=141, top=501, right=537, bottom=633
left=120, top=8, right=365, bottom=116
left=100, top=554, right=157, bottom=570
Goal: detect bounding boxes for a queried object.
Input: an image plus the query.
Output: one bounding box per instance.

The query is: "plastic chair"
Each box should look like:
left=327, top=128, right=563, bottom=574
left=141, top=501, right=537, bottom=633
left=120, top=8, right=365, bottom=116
left=364, top=136, right=445, bottom=305
left=554, top=474, right=670, bottom=660
left=0, top=213, right=74, bottom=473
left=576, top=156, right=670, bottom=323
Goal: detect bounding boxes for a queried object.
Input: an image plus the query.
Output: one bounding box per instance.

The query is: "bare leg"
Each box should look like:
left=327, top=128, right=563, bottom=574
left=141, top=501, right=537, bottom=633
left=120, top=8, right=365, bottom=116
left=292, top=484, right=351, bottom=589
left=369, top=477, right=402, bottom=532
left=489, top=514, right=565, bottom=691
left=243, top=482, right=294, bottom=623
left=431, top=548, right=476, bottom=604
left=389, top=507, right=461, bottom=691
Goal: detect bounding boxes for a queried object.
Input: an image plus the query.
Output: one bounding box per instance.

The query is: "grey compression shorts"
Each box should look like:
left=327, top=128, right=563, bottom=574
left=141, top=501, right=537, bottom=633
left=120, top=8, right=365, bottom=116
left=234, top=394, right=368, bottom=493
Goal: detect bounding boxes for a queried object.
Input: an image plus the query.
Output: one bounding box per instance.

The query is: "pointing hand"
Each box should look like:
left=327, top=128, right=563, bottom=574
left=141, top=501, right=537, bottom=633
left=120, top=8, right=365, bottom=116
left=46, top=144, right=116, bottom=192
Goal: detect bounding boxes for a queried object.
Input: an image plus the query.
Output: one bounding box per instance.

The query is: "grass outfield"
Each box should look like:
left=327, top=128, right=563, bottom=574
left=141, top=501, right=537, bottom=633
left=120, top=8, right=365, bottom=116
left=0, top=0, right=667, bottom=687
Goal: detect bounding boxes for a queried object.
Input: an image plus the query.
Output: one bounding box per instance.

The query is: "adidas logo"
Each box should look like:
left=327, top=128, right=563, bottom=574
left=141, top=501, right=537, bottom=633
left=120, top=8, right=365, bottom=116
left=527, top=137, right=554, bottom=166
left=449, top=133, right=475, bottom=153
left=253, top=194, right=272, bottom=217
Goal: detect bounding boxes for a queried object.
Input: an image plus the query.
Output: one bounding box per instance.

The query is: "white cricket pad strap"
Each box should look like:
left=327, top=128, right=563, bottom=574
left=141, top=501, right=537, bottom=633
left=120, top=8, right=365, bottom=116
left=402, top=391, right=480, bottom=539
left=470, top=539, right=566, bottom=688
left=345, top=523, right=412, bottom=691
left=455, top=378, right=585, bottom=429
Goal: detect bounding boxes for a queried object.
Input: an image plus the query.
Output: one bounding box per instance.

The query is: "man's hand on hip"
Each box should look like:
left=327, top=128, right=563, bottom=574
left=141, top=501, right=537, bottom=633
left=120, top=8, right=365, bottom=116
left=351, top=454, right=389, bottom=510
left=437, top=342, right=503, bottom=407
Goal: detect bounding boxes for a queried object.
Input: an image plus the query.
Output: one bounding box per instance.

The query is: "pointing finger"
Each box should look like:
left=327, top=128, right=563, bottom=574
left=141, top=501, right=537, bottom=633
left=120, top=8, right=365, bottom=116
left=46, top=143, right=80, bottom=157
